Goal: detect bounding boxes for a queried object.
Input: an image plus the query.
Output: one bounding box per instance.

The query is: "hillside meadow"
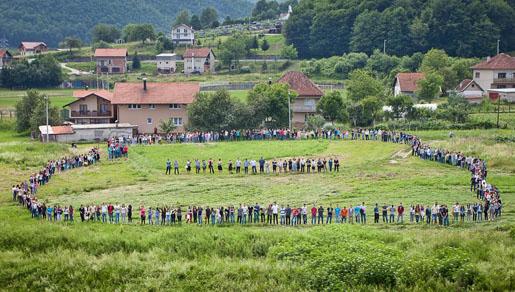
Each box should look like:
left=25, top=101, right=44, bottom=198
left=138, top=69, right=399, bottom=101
left=0, top=129, right=513, bottom=290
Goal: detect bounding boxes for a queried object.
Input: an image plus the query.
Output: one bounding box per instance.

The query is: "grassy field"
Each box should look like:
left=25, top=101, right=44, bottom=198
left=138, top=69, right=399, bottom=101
left=469, top=112, right=515, bottom=129
left=0, top=127, right=513, bottom=290
left=0, top=88, right=75, bottom=110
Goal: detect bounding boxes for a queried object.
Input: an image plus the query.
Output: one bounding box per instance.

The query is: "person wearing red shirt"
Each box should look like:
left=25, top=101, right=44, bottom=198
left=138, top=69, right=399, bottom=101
left=108, top=204, right=114, bottom=223
left=311, top=206, right=317, bottom=224
left=397, top=203, right=405, bottom=223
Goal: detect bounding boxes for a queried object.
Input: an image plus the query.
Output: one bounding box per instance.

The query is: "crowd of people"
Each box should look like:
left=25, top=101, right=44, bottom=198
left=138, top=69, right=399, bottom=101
left=11, top=128, right=503, bottom=227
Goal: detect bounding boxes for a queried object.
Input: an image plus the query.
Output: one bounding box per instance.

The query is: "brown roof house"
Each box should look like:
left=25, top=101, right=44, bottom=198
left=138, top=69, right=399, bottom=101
left=454, top=79, right=484, bottom=104
left=64, top=90, right=115, bottom=124
left=393, top=72, right=425, bottom=97
left=470, top=53, right=515, bottom=91
left=183, top=48, right=215, bottom=74
left=19, top=42, right=48, bottom=56
left=95, top=48, right=128, bottom=74
left=111, top=80, right=200, bottom=133
left=0, top=49, right=13, bottom=69
left=278, top=71, right=324, bottom=128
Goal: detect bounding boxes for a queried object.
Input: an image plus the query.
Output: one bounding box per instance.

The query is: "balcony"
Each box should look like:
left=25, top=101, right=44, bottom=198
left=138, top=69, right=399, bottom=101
left=493, top=78, right=515, bottom=84
left=71, top=110, right=112, bottom=117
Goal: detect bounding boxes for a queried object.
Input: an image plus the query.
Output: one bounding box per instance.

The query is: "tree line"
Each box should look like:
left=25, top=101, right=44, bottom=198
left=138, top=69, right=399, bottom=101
left=284, top=0, right=515, bottom=58
left=0, top=55, right=63, bottom=89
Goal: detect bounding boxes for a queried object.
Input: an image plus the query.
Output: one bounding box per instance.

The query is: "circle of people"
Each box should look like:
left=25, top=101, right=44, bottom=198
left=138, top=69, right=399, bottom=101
left=13, top=129, right=502, bottom=227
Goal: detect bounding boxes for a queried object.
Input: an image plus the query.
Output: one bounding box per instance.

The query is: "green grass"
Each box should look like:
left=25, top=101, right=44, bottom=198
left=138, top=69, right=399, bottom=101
left=253, top=34, right=286, bottom=56
left=0, top=129, right=513, bottom=290
left=469, top=112, right=515, bottom=129
left=66, top=61, right=95, bottom=72
left=0, top=88, right=75, bottom=110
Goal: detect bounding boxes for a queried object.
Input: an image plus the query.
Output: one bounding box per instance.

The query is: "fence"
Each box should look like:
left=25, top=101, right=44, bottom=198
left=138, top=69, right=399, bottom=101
left=0, top=110, right=16, bottom=119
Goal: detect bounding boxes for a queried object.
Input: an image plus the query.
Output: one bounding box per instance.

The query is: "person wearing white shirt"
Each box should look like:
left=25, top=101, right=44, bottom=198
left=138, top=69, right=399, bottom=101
left=272, top=203, right=279, bottom=224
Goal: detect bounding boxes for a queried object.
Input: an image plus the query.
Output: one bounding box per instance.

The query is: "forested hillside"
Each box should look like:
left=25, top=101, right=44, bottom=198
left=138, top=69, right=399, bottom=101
left=285, top=0, right=515, bottom=58
left=0, top=0, right=253, bottom=47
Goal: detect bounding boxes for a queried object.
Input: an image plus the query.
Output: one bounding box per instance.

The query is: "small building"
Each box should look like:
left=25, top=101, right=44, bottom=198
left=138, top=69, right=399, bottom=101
left=171, top=24, right=195, bottom=45
left=393, top=72, right=425, bottom=97
left=39, top=123, right=135, bottom=143
left=156, top=53, right=176, bottom=74
left=111, top=80, right=200, bottom=133
left=0, top=49, right=13, bottom=69
left=278, top=71, right=324, bottom=128
left=487, top=88, right=515, bottom=103
left=18, top=42, right=48, bottom=56
left=471, top=53, right=515, bottom=91
left=94, top=48, right=128, bottom=74
left=64, top=90, right=115, bottom=124
left=183, top=48, right=215, bottom=74
left=454, top=79, right=484, bottom=104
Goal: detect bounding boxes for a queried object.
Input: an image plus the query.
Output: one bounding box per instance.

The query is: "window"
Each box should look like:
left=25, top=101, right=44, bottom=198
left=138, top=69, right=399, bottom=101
left=304, top=99, right=315, bottom=106
left=149, top=104, right=156, bottom=109
left=99, top=104, right=109, bottom=113
left=172, top=117, right=183, bottom=126
left=498, top=72, right=506, bottom=79
left=475, top=72, right=480, bottom=78
left=147, top=118, right=153, bottom=124
left=169, top=104, right=181, bottom=109
left=128, top=104, right=141, bottom=109
left=79, top=104, right=88, bottom=113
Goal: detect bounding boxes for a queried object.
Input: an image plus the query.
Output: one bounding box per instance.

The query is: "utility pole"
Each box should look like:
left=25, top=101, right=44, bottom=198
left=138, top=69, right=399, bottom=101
left=496, top=94, right=501, bottom=128
left=497, top=39, right=500, bottom=55
left=383, top=39, right=386, bottom=54
left=288, top=91, right=291, bottom=130
left=44, top=95, right=49, bottom=143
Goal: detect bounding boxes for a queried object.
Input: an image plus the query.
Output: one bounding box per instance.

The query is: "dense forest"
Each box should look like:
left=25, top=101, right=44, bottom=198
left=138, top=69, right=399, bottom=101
left=0, top=0, right=253, bottom=47
left=284, top=0, right=515, bottom=58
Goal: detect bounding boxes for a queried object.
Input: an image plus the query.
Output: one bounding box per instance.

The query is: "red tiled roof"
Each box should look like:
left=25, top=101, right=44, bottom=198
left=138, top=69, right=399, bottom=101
left=471, top=53, right=515, bottom=70
left=111, top=82, right=200, bottom=104
left=20, top=42, right=47, bottom=50
left=51, top=126, right=74, bottom=135
left=94, top=48, right=128, bottom=58
left=0, top=50, right=11, bottom=58
left=72, top=90, right=113, bottom=101
left=395, top=72, right=425, bottom=93
left=183, top=48, right=212, bottom=58
left=455, top=79, right=483, bottom=92
left=277, top=71, right=324, bottom=97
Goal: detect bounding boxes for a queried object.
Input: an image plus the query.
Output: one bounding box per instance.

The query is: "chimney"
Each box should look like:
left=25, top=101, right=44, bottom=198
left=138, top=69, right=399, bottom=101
left=487, top=56, right=491, bottom=62
left=143, top=78, right=147, bottom=91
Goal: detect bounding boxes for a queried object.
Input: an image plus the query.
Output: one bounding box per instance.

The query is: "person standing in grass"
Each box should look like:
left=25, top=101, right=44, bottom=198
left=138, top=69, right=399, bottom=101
left=259, top=157, right=265, bottom=173
left=441, top=205, right=449, bottom=226
left=272, top=202, right=279, bottom=224
left=425, top=205, right=431, bottom=224
left=147, top=207, right=153, bottom=225
left=382, top=204, right=388, bottom=223
left=341, top=206, right=348, bottom=223
left=121, top=204, right=127, bottom=224
left=354, top=205, right=361, bottom=224
left=101, top=203, right=107, bottom=223
left=280, top=205, right=286, bottom=225
left=409, top=205, right=415, bottom=223
left=389, top=205, right=395, bottom=223
left=208, top=159, right=214, bottom=174
left=108, top=203, right=114, bottom=223
left=373, top=204, right=379, bottom=223
left=217, top=159, right=223, bottom=174
left=317, top=205, right=324, bottom=224
left=174, top=160, right=179, bottom=175
left=302, top=204, right=308, bottom=224
left=115, top=203, right=120, bottom=224
left=155, top=207, right=160, bottom=225
left=431, top=203, right=438, bottom=224
left=166, top=159, right=171, bottom=175
left=202, top=160, right=207, bottom=173
left=360, top=202, right=367, bottom=224
left=335, top=205, right=341, bottom=223
left=128, top=204, right=133, bottom=223
left=177, top=207, right=182, bottom=224
left=326, top=205, right=333, bottom=224
left=140, top=206, right=146, bottom=225
left=348, top=204, right=354, bottom=224
left=236, top=158, right=241, bottom=174
left=397, top=203, right=405, bottom=223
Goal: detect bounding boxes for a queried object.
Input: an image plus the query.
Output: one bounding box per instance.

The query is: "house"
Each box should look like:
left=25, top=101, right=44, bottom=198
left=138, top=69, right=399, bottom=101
left=171, top=24, right=195, bottom=45
left=0, top=49, right=13, bottom=69
left=156, top=53, right=176, bottom=74
left=94, top=48, right=128, bottom=74
left=470, top=53, right=515, bottom=91
left=18, top=42, right=48, bottom=56
left=64, top=90, right=115, bottom=124
left=183, top=48, right=215, bottom=74
left=278, top=71, right=324, bottom=128
left=110, top=80, right=200, bottom=133
left=39, top=123, right=135, bottom=142
left=454, top=79, right=484, bottom=104
left=393, top=72, right=425, bottom=97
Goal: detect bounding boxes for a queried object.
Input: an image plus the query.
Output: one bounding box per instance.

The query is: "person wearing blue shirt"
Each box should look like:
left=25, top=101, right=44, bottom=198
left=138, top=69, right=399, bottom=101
left=335, top=205, right=341, bottom=223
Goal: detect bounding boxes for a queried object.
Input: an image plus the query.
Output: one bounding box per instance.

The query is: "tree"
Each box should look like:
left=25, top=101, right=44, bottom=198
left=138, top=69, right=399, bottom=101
left=123, top=23, right=156, bottom=43
left=15, top=91, right=61, bottom=133
left=175, top=10, right=190, bottom=26
left=261, top=39, right=270, bottom=51
left=361, top=96, right=383, bottom=126
left=251, top=35, right=259, bottom=49
left=200, top=7, right=219, bottom=29
left=60, top=37, right=82, bottom=52
left=317, top=91, right=347, bottom=123
left=436, top=92, right=470, bottom=123
left=190, top=15, right=202, bottom=30
left=305, top=115, right=325, bottom=131
left=386, top=94, right=413, bottom=119
left=346, top=69, right=384, bottom=102
left=420, top=49, right=450, bottom=73
left=132, top=52, right=141, bottom=70
left=159, top=118, right=177, bottom=135
left=416, top=72, right=443, bottom=102
left=91, top=24, right=120, bottom=43
left=155, top=32, right=174, bottom=53
left=280, top=44, right=298, bottom=60
left=252, top=0, right=280, bottom=20
left=247, top=83, right=297, bottom=128
left=1, top=56, right=63, bottom=89
left=188, top=90, right=241, bottom=131
left=218, top=34, right=249, bottom=68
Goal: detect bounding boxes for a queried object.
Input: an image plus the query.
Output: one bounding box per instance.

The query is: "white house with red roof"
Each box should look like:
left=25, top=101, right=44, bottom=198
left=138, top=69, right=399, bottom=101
left=171, top=24, right=195, bottom=45
left=183, top=48, right=215, bottom=74
left=278, top=71, right=324, bottom=127
left=19, top=42, right=48, bottom=56
left=64, top=90, right=115, bottom=124
left=393, top=72, right=425, bottom=97
left=0, top=49, right=13, bottom=69
left=470, top=53, right=515, bottom=91
left=94, top=48, right=128, bottom=74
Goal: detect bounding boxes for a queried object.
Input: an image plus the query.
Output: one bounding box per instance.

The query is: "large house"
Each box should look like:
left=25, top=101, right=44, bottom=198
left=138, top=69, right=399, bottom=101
left=454, top=79, right=484, bottom=104
left=111, top=80, right=200, bottom=133
left=94, top=48, right=128, bottom=74
left=156, top=53, right=176, bottom=74
left=171, top=24, right=195, bottom=45
left=393, top=72, right=425, bottom=97
left=64, top=90, right=115, bottom=124
left=0, top=49, right=13, bottom=69
left=19, top=42, right=48, bottom=56
left=183, top=48, right=215, bottom=74
left=278, top=71, right=324, bottom=128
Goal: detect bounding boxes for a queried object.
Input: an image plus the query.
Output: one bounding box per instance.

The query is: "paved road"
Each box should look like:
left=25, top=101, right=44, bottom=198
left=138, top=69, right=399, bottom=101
left=60, top=63, right=92, bottom=75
